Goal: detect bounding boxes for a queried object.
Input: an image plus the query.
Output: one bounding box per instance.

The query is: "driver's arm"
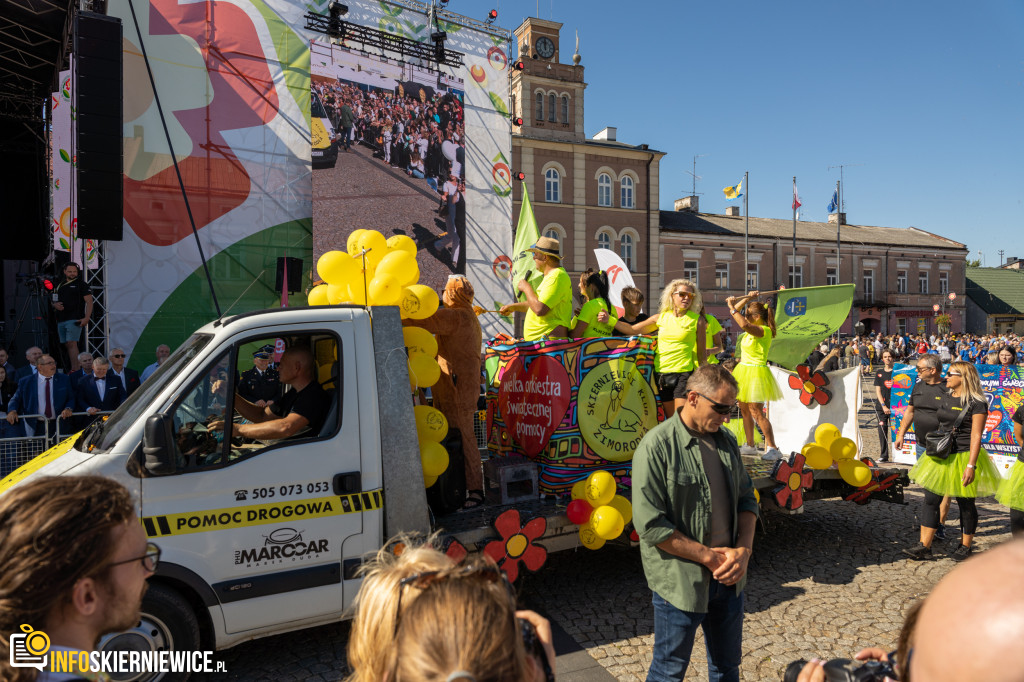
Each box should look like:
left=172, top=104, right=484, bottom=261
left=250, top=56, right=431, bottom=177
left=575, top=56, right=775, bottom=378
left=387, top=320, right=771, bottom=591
left=234, top=412, right=310, bottom=440
left=233, top=393, right=274, bottom=423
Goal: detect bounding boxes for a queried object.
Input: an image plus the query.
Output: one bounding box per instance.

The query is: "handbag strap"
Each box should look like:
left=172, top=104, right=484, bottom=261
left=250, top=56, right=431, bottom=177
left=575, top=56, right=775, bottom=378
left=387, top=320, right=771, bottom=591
left=949, top=397, right=974, bottom=433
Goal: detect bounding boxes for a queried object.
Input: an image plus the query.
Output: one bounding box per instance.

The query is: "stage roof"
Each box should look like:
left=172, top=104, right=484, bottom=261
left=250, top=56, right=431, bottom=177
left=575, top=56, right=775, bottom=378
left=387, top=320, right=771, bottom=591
left=0, top=0, right=74, bottom=120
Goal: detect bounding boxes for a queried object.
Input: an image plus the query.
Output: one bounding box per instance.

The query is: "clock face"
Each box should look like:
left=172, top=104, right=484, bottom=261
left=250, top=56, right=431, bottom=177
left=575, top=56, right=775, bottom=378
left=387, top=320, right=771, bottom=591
left=535, top=36, right=555, bottom=59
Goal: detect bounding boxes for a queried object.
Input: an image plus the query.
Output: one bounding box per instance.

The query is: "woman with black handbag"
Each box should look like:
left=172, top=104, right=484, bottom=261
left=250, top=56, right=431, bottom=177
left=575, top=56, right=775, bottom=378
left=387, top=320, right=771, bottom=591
left=904, top=362, right=1001, bottom=562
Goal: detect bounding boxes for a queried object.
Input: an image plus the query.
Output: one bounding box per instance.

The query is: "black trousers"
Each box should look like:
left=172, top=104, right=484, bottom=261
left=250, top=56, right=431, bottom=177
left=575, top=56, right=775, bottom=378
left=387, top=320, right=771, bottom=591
left=1010, top=509, right=1024, bottom=538
left=922, top=488, right=977, bottom=535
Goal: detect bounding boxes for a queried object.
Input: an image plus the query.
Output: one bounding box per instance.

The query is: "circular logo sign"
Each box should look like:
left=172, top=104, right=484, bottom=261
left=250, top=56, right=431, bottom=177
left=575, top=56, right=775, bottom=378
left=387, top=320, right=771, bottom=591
left=577, top=359, right=658, bottom=462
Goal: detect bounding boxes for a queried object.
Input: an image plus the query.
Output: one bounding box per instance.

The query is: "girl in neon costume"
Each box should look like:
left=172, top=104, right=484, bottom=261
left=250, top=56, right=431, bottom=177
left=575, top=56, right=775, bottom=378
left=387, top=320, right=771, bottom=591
left=726, top=291, right=783, bottom=459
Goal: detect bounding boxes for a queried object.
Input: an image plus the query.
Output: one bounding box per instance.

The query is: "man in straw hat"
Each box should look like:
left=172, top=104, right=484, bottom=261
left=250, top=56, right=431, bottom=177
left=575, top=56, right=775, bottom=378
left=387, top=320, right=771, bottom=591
left=500, top=237, right=572, bottom=341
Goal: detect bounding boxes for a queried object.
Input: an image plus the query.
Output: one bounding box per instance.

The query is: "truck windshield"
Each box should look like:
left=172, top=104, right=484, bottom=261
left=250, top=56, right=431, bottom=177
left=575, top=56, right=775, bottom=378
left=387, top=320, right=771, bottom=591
left=88, top=334, right=213, bottom=452
left=311, top=91, right=328, bottom=119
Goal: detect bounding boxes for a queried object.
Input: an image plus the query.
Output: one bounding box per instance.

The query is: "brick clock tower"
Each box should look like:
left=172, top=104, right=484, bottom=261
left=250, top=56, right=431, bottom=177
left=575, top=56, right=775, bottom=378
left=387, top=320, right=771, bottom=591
left=510, top=18, right=585, bottom=143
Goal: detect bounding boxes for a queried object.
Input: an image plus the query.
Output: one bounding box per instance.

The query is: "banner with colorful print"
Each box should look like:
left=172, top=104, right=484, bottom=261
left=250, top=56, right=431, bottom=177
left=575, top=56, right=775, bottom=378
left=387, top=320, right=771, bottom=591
left=485, top=336, right=662, bottom=493
left=51, top=67, right=96, bottom=267
left=889, top=363, right=1023, bottom=474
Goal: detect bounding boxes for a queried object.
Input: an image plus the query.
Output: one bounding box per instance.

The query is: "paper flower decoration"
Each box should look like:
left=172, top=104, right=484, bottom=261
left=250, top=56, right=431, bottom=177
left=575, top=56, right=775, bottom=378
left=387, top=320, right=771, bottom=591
left=483, top=509, right=547, bottom=582
left=787, top=364, right=833, bottom=408
left=771, top=452, right=814, bottom=511
left=844, top=459, right=902, bottom=505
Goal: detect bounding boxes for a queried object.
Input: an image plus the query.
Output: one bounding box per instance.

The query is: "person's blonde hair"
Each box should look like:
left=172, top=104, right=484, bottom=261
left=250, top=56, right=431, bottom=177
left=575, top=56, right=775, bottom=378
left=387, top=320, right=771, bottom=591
left=948, top=361, right=985, bottom=406
left=659, top=279, right=702, bottom=316
left=345, top=536, right=453, bottom=682
left=386, top=557, right=532, bottom=682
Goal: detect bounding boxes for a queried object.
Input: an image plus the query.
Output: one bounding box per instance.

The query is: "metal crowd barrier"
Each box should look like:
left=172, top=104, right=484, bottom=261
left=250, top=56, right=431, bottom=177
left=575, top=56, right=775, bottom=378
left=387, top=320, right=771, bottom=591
left=0, top=410, right=112, bottom=478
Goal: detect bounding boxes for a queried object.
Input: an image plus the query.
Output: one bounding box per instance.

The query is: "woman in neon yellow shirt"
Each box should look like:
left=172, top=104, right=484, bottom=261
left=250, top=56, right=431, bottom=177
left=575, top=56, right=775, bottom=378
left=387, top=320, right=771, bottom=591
left=612, top=279, right=706, bottom=415
left=726, top=291, right=783, bottom=459
left=572, top=270, right=618, bottom=338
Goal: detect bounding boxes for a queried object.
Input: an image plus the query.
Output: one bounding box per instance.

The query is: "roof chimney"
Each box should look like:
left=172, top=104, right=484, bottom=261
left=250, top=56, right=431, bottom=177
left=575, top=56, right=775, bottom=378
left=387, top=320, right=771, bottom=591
left=828, top=212, right=847, bottom=225
left=593, top=127, right=616, bottom=142
left=674, top=196, right=699, bottom=213
left=725, top=206, right=740, bottom=217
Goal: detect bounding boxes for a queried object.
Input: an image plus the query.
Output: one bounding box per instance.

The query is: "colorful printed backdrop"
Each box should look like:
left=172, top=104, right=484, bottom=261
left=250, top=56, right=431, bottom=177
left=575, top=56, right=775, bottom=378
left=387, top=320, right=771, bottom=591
left=485, top=336, right=662, bottom=493
left=890, top=363, right=1023, bottom=473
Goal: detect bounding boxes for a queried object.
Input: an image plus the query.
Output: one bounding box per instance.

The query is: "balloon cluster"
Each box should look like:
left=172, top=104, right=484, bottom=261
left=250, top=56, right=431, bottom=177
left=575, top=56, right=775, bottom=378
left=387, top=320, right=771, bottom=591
left=801, top=423, right=872, bottom=487
left=308, top=230, right=439, bottom=320
left=414, top=404, right=449, bottom=488
left=566, top=471, right=633, bottom=550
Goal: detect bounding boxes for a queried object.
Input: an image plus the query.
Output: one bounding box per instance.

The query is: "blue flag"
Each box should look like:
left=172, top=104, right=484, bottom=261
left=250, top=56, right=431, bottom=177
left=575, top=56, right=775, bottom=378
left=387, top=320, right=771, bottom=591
left=827, top=189, right=839, bottom=213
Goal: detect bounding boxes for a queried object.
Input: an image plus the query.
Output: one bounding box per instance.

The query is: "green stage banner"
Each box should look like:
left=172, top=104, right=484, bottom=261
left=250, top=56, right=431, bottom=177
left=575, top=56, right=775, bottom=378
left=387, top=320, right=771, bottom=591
left=768, top=284, right=855, bottom=370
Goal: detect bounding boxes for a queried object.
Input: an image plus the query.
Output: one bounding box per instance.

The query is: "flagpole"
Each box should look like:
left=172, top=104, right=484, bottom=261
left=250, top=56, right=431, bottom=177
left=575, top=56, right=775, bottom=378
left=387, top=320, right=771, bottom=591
left=744, top=171, right=749, bottom=292
left=835, top=180, right=841, bottom=285
left=792, top=176, right=797, bottom=282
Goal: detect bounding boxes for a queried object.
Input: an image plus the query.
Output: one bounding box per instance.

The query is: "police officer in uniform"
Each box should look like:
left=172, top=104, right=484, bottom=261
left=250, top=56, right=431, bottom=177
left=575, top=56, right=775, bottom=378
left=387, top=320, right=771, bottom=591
left=238, top=347, right=280, bottom=408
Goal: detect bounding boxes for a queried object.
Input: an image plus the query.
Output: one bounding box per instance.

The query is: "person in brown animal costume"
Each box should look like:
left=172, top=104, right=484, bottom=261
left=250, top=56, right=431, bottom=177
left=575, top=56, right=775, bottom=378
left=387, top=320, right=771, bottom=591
left=405, top=275, right=484, bottom=508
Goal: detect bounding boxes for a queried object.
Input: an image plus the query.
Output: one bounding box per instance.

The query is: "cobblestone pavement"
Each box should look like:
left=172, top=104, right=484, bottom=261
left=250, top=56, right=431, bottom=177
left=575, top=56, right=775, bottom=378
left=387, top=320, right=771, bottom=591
left=195, top=373, right=1016, bottom=681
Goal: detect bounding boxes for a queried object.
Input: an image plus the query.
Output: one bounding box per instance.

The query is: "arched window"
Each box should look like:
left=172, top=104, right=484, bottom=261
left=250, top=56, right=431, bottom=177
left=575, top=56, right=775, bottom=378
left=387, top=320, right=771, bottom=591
left=620, top=176, right=635, bottom=209
left=597, top=173, right=612, bottom=207
left=597, top=231, right=611, bottom=251
left=560, top=95, right=569, bottom=123
left=544, top=168, right=560, bottom=203
left=548, top=94, right=556, bottom=122
left=543, top=227, right=564, bottom=257
left=620, top=234, right=634, bottom=269
left=535, top=93, right=543, bottom=121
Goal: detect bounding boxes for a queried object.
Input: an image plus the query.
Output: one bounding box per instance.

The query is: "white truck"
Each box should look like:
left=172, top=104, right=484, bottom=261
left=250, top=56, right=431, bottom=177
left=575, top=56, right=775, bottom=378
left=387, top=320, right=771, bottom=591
left=0, top=305, right=579, bottom=678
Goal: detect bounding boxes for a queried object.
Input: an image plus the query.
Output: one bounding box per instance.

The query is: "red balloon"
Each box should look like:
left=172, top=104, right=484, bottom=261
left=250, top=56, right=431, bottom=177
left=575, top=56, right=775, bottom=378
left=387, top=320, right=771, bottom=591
left=566, top=499, right=594, bottom=525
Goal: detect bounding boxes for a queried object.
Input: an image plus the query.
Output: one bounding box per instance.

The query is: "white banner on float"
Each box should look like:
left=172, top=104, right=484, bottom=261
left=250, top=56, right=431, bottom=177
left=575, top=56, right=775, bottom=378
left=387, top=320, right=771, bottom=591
left=594, top=248, right=636, bottom=313
left=768, top=365, right=863, bottom=455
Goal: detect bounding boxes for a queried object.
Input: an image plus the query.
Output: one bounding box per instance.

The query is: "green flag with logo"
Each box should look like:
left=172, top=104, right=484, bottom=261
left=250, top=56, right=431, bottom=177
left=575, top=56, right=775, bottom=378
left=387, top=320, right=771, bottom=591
left=767, top=284, right=855, bottom=370
left=511, top=182, right=543, bottom=301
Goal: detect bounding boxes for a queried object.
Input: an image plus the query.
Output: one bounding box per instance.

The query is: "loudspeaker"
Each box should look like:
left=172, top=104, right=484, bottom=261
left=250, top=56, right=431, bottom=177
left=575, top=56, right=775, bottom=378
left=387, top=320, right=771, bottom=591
left=74, top=11, right=123, bottom=241
left=275, top=257, right=303, bottom=294
left=0, top=118, right=49, bottom=260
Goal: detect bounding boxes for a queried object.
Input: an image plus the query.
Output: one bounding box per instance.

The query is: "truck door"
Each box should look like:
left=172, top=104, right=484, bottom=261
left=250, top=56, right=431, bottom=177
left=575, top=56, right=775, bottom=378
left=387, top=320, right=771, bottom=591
left=140, top=327, right=369, bottom=634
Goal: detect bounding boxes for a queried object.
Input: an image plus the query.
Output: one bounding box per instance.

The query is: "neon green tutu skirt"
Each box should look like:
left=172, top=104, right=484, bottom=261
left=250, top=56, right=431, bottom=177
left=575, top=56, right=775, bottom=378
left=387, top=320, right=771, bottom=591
left=909, top=449, right=1001, bottom=498
left=995, top=459, right=1024, bottom=511
left=722, top=417, right=763, bottom=446
left=732, top=363, right=783, bottom=403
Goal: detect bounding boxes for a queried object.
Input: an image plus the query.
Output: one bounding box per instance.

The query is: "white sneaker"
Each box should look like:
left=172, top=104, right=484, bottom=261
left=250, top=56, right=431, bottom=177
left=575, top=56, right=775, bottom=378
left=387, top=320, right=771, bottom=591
left=762, top=448, right=784, bottom=461
left=739, top=445, right=757, bottom=456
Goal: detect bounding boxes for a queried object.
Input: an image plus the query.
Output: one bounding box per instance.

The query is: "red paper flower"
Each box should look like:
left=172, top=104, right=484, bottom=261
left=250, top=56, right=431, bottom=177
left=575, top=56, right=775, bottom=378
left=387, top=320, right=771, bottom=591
left=483, top=509, right=547, bottom=582
left=771, top=453, right=814, bottom=511
left=844, top=460, right=901, bottom=505
left=787, top=364, right=833, bottom=407
left=442, top=537, right=468, bottom=563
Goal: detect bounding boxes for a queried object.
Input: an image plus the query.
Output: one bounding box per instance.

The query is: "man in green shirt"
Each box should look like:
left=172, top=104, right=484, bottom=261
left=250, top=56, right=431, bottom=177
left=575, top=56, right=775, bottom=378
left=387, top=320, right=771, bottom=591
left=499, top=237, right=572, bottom=341
left=632, top=364, right=759, bottom=682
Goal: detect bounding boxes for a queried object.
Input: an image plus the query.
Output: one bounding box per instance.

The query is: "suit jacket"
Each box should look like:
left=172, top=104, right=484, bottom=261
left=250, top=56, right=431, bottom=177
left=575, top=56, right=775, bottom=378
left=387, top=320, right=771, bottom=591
left=112, top=367, right=141, bottom=396
left=68, top=368, right=89, bottom=390
left=8, top=372, right=75, bottom=417
left=76, top=374, right=124, bottom=413
left=15, top=365, right=36, bottom=382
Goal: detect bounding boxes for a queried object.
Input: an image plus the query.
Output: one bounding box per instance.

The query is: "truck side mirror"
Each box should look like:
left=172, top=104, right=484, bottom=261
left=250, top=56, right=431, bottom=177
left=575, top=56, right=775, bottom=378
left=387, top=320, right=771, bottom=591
left=144, top=414, right=177, bottom=475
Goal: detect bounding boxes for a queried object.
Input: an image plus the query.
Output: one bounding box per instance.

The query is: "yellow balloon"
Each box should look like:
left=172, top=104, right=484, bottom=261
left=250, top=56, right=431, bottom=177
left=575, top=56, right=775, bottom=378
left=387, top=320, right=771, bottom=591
left=387, top=234, right=418, bottom=257
left=403, top=327, right=438, bottom=358
left=570, top=480, right=586, bottom=500
left=402, top=284, right=440, bottom=320
left=326, top=283, right=349, bottom=305
left=347, top=229, right=367, bottom=254
left=377, top=250, right=419, bottom=287
left=307, top=284, right=329, bottom=306
left=423, top=474, right=438, bottom=488
left=838, top=459, right=872, bottom=487
left=414, top=405, right=448, bottom=442
left=408, top=353, right=441, bottom=389
left=829, top=437, right=858, bottom=461
left=804, top=444, right=833, bottom=470
left=420, top=440, right=449, bottom=477
left=584, top=471, right=616, bottom=507
left=356, top=230, right=388, bottom=269
left=369, top=273, right=403, bottom=307
left=754, top=488, right=761, bottom=504
left=591, top=506, right=624, bottom=540
left=346, top=281, right=368, bottom=306
left=317, top=250, right=358, bottom=286
left=814, top=423, right=842, bottom=449
left=608, top=494, right=633, bottom=526
left=800, top=443, right=816, bottom=456
left=579, top=523, right=606, bottom=550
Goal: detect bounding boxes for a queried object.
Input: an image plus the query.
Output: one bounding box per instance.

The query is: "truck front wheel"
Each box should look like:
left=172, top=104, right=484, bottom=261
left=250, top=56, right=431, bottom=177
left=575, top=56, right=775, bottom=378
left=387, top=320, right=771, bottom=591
left=98, top=582, right=202, bottom=682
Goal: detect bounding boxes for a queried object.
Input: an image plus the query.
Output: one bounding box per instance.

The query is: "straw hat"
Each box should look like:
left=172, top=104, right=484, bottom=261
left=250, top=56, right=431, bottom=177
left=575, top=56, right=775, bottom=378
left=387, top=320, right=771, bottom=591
left=526, top=236, right=561, bottom=260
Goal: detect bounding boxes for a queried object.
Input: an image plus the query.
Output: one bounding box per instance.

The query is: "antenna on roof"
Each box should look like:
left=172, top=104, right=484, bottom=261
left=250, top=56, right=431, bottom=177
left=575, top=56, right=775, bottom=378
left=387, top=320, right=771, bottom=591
left=827, top=162, right=864, bottom=213
left=683, top=154, right=705, bottom=197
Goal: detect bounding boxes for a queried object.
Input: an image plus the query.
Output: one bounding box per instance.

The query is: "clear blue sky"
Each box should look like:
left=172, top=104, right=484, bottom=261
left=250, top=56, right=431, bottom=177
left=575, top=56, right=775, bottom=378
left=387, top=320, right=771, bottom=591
left=453, top=0, right=1024, bottom=264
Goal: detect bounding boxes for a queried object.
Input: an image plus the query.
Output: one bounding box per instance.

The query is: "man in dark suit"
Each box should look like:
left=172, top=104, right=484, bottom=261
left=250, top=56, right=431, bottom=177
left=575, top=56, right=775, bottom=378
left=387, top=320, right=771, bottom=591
left=0, top=348, right=15, bottom=377
left=14, top=346, right=42, bottom=382
left=109, top=346, right=141, bottom=397
left=68, top=352, right=94, bottom=390
left=7, top=354, right=75, bottom=441
left=76, top=356, right=123, bottom=426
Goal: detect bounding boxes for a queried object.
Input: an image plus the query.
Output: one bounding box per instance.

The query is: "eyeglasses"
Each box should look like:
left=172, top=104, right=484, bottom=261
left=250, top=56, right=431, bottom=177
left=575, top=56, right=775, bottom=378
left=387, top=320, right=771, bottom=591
left=395, top=563, right=513, bottom=636
left=673, top=291, right=694, bottom=298
left=915, top=366, right=933, bottom=372
left=111, top=354, right=125, bottom=358
left=108, top=542, right=161, bottom=573
left=946, top=371, right=962, bottom=377
left=695, top=392, right=735, bottom=415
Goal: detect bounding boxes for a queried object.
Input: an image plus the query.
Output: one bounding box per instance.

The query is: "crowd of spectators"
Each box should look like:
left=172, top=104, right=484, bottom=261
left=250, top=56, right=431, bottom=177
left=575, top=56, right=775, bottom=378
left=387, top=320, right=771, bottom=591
left=808, top=331, right=1022, bottom=373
